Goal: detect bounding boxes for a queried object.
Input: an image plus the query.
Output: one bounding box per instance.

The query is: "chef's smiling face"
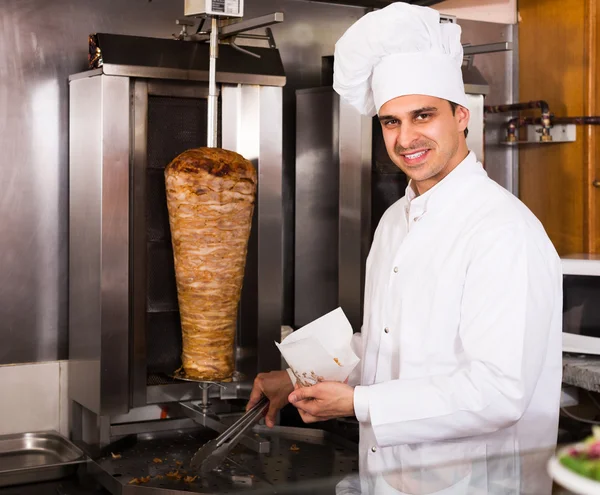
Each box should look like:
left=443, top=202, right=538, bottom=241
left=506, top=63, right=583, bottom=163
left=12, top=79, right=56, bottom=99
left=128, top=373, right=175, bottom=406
left=378, top=94, right=470, bottom=194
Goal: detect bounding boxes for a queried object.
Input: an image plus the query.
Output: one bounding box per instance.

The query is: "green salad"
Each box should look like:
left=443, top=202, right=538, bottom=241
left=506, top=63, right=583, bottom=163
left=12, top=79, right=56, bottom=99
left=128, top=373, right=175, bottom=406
left=560, top=426, right=600, bottom=480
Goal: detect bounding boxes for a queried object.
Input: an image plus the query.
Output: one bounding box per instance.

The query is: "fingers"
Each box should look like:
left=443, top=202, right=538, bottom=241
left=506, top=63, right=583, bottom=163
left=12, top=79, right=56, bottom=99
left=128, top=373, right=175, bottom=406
left=264, top=402, right=280, bottom=428
left=298, top=409, right=320, bottom=424
left=288, top=385, right=317, bottom=404
left=293, top=398, right=319, bottom=417
left=246, top=378, right=264, bottom=411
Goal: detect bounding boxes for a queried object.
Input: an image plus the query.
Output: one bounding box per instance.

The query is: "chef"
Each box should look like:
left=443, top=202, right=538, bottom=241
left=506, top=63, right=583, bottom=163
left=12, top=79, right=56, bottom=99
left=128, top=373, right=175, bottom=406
left=247, top=3, right=562, bottom=493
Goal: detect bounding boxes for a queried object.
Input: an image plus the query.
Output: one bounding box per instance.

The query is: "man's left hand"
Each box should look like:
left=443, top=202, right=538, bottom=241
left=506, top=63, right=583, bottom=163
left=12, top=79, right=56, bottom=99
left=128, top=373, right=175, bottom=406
left=288, top=381, right=354, bottom=423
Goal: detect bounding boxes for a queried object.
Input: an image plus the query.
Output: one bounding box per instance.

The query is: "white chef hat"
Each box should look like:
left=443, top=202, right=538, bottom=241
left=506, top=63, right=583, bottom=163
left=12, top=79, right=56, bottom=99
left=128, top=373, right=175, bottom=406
left=333, top=3, right=468, bottom=116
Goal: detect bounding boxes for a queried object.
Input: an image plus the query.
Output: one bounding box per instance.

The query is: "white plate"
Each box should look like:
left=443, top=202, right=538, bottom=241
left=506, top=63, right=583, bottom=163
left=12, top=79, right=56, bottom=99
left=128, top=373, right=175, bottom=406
left=548, top=447, right=600, bottom=495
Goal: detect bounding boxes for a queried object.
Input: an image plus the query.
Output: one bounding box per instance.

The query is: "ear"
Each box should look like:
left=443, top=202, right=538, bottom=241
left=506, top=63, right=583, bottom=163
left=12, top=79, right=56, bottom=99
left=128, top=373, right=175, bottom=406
left=455, top=105, right=470, bottom=133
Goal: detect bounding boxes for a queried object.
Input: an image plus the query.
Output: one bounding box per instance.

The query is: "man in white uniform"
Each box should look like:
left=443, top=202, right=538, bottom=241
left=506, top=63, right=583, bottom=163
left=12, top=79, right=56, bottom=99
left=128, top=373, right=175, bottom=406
left=247, top=3, right=562, bottom=493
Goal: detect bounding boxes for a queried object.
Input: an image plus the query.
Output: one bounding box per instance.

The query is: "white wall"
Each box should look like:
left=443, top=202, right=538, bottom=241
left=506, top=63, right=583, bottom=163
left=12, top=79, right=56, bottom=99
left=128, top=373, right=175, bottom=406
left=0, top=361, right=69, bottom=436
left=434, top=0, right=517, bottom=24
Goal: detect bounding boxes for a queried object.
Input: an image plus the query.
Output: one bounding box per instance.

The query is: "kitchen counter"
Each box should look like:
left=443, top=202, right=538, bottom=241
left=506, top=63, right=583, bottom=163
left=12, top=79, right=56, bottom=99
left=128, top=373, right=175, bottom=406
left=563, top=354, right=600, bottom=392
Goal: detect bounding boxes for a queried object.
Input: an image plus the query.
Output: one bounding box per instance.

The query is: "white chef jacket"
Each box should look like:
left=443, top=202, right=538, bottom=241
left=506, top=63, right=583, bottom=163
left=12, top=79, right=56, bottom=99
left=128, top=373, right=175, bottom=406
left=346, top=151, right=562, bottom=494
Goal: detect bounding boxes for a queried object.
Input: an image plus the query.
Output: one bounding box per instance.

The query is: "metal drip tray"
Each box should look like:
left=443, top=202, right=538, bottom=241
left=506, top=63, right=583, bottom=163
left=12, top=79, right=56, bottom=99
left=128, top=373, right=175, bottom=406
left=91, top=425, right=358, bottom=494
left=0, top=431, right=86, bottom=487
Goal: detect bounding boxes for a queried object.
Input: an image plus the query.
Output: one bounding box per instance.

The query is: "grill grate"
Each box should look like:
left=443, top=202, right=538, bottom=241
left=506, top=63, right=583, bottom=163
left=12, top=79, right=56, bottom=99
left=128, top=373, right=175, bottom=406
left=146, top=373, right=179, bottom=386
left=95, top=427, right=359, bottom=493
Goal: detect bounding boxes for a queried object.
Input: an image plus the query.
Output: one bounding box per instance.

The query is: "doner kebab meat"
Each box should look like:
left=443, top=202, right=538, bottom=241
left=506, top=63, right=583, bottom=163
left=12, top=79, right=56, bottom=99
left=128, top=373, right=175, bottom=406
left=165, top=148, right=257, bottom=381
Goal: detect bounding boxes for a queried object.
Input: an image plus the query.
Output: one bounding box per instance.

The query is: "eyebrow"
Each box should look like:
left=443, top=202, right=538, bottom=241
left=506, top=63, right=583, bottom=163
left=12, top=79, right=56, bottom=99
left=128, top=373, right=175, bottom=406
left=378, top=106, right=439, bottom=122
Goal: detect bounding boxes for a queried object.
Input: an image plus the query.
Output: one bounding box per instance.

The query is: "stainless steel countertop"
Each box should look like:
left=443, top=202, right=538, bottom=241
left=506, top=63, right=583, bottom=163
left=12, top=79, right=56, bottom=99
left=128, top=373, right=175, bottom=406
left=563, top=354, right=600, bottom=392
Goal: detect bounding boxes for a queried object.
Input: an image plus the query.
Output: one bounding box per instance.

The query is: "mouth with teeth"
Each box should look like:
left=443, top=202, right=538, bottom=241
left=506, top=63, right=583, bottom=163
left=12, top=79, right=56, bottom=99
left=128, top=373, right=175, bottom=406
left=399, top=148, right=431, bottom=166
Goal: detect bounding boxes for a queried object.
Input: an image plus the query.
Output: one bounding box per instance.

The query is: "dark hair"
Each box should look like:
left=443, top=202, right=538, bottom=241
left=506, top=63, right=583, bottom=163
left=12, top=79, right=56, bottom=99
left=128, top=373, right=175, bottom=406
left=448, top=101, right=469, bottom=138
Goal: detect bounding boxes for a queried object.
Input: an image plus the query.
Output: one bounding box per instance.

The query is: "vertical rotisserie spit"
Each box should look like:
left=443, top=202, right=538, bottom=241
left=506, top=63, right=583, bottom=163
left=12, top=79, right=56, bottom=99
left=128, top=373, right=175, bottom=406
left=165, top=148, right=257, bottom=381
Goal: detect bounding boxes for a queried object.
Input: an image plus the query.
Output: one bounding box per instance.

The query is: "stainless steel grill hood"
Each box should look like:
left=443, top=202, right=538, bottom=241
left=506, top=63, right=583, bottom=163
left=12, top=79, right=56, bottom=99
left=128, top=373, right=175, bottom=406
left=79, top=33, right=286, bottom=87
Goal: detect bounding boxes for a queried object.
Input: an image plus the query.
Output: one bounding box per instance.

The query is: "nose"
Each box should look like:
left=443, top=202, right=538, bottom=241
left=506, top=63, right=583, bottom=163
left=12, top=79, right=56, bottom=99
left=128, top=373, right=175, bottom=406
left=396, top=122, right=421, bottom=150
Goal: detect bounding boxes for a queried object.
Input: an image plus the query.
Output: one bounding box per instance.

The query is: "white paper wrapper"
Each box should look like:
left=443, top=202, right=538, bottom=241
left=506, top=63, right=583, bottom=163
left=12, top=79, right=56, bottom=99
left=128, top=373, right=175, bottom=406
left=275, top=307, right=359, bottom=386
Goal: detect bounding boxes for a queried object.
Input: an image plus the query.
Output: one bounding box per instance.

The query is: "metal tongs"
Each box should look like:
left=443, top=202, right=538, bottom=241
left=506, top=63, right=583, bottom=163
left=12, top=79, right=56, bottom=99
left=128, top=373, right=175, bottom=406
left=190, top=397, right=269, bottom=474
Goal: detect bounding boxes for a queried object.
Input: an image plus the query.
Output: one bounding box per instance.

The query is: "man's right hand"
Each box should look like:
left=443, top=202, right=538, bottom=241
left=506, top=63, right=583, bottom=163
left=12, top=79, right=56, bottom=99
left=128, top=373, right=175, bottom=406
left=246, top=370, right=294, bottom=427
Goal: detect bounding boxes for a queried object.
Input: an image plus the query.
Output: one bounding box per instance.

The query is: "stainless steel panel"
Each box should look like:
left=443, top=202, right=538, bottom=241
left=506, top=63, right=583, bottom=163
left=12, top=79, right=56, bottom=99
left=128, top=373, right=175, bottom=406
left=258, top=86, right=284, bottom=372
left=459, top=19, right=516, bottom=193
left=146, top=380, right=251, bottom=405
left=221, top=84, right=283, bottom=374
left=338, top=99, right=372, bottom=333
left=71, top=401, right=111, bottom=449
left=101, top=65, right=286, bottom=87
left=295, top=88, right=339, bottom=327
left=69, top=76, right=103, bottom=415
left=222, top=85, right=260, bottom=164
left=0, top=431, right=85, bottom=488
left=69, top=68, right=104, bottom=81
left=295, top=92, right=372, bottom=332
left=466, top=94, right=485, bottom=163
left=131, top=80, right=149, bottom=410
left=464, top=82, right=491, bottom=96
left=222, top=84, right=261, bottom=379
left=69, top=75, right=130, bottom=416
left=100, top=76, right=131, bottom=416
left=511, top=25, right=519, bottom=196
left=110, top=418, right=197, bottom=438
left=463, top=41, right=512, bottom=56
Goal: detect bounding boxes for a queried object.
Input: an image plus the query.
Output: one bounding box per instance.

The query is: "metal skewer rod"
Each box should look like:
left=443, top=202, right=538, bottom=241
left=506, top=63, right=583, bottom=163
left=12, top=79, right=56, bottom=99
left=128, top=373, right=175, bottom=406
left=214, top=397, right=269, bottom=447
left=207, top=16, right=219, bottom=148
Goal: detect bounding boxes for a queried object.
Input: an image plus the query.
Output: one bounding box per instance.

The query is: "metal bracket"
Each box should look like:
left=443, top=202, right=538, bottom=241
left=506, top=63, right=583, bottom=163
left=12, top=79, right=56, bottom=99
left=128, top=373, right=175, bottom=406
left=174, top=18, right=196, bottom=40
left=462, top=42, right=512, bottom=71
left=501, top=124, right=576, bottom=145
left=190, top=12, right=284, bottom=42
left=266, top=27, right=277, bottom=49
left=463, top=41, right=513, bottom=56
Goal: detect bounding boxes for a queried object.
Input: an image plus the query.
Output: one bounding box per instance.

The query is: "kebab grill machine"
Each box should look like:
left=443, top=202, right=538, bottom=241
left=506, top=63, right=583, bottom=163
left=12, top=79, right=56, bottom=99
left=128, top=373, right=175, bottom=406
left=68, top=2, right=358, bottom=493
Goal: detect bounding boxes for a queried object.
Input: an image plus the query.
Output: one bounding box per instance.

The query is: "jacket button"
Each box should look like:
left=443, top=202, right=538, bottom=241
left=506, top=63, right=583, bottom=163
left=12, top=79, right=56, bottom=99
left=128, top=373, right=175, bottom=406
left=393, top=266, right=398, bottom=273
left=371, top=446, right=377, bottom=453
left=384, top=327, right=389, bottom=334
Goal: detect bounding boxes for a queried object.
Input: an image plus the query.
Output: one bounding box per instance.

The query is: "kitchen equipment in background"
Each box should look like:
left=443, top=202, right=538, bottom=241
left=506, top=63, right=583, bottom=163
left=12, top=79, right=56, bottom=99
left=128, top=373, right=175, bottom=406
left=294, top=57, right=490, bottom=332
left=68, top=25, right=284, bottom=454
left=562, top=255, right=600, bottom=355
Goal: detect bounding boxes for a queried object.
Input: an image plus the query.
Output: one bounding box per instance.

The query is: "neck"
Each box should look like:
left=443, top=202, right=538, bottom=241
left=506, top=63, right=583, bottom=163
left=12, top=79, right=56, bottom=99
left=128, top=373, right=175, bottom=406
left=414, top=141, right=469, bottom=196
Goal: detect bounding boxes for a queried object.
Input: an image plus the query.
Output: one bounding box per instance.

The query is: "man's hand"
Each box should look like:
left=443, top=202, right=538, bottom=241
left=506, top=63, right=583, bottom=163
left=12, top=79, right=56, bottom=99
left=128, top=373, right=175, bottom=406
left=288, top=381, right=355, bottom=423
left=246, top=370, right=294, bottom=427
